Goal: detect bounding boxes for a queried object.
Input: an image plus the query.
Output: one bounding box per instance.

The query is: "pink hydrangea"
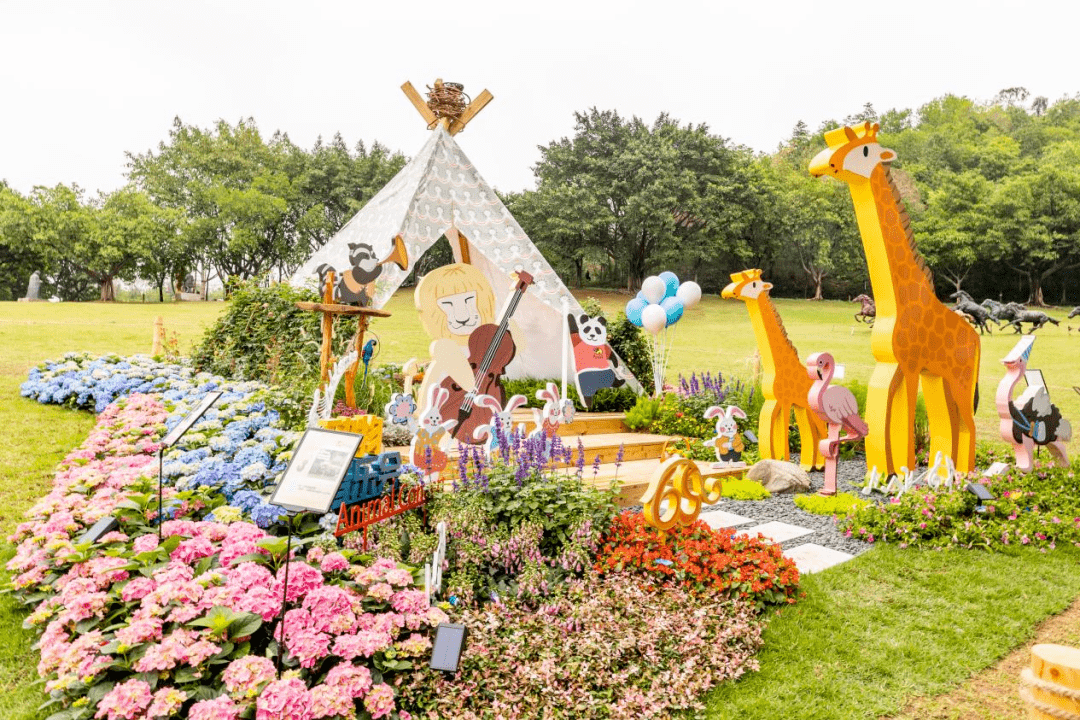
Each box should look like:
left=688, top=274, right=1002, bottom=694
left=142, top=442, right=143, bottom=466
left=189, top=695, right=244, bottom=720
left=367, top=582, right=394, bottom=601
left=223, top=655, right=276, bottom=698
left=319, top=552, right=349, bottom=572
left=234, top=585, right=282, bottom=621
left=147, top=686, right=187, bottom=717
left=115, top=617, right=163, bottom=649
left=95, top=678, right=153, bottom=720
left=286, top=628, right=331, bottom=668
left=310, top=684, right=355, bottom=719
left=306, top=546, right=326, bottom=564
left=384, top=568, right=414, bottom=587
left=303, top=585, right=357, bottom=634
left=226, top=562, right=274, bottom=590
left=172, top=536, right=216, bottom=564
left=390, top=590, right=429, bottom=615
left=133, top=533, right=160, bottom=554
left=396, top=633, right=432, bottom=657
left=276, top=562, right=323, bottom=603
left=121, top=577, right=156, bottom=602
left=325, top=662, right=373, bottom=698
left=256, top=677, right=314, bottom=720
left=331, top=630, right=393, bottom=659
left=161, top=519, right=199, bottom=538
left=363, top=683, right=396, bottom=719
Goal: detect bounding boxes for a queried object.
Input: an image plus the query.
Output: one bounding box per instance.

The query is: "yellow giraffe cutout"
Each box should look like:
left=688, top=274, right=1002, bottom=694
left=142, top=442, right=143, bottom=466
left=722, top=269, right=825, bottom=471
left=809, top=122, right=980, bottom=476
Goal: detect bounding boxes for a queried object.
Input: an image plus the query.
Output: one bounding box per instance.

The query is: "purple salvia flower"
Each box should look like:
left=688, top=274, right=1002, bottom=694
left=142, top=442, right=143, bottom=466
left=576, top=438, right=585, bottom=481
left=456, top=442, right=468, bottom=490
left=592, top=453, right=601, bottom=479
left=615, top=443, right=625, bottom=469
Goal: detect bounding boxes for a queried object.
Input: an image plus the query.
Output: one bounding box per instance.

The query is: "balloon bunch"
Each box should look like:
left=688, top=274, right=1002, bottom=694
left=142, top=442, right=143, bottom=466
left=625, top=271, right=702, bottom=395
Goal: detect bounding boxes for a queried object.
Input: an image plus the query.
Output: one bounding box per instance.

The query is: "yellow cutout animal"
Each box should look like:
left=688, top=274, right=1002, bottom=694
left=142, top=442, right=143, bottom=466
left=722, top=269, right=825, bottom=471
left=810, top=122, right=979, bottom=476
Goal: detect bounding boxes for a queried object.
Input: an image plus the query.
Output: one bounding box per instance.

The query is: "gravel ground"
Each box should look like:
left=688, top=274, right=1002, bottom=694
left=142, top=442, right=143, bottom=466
left=700, top=456, right=877, bottom=558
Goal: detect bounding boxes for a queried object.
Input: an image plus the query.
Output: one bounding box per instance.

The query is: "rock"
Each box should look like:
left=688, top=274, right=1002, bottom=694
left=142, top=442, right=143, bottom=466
left=746, top=459, right=810, bottom=494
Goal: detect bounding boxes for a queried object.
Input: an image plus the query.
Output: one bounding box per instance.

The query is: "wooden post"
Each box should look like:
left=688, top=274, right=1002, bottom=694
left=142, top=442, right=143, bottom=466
left=343, top=315, right=368, bottom=409
left=152, top=316, right=164, bottom=355
left=319, top=271, right=335, bottom=383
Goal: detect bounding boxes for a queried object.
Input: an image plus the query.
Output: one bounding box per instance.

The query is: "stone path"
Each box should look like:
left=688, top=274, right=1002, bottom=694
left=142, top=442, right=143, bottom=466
left=699, top=507, right=855, bottom=575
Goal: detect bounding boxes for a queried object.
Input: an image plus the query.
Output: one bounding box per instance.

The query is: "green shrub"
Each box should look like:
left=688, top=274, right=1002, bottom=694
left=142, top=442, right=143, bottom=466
left=721, top=478, right=771, bottom=500
left=794, top=492, right=869, bottom=515
left=606, top=312, right=653, bottom=395
left=191, top=279, right=404, bottom=429
left=501, top=377, right=638, bottom=413
left=625, top=395, right=662, bottom=430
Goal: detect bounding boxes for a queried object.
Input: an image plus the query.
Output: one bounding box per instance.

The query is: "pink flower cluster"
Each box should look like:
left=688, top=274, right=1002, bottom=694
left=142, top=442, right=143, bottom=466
left=8, top=389, right=442, bottom=720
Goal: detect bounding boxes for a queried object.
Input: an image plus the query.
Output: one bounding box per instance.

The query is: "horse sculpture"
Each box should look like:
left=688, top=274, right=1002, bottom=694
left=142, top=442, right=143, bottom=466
left=852, top=294, right=875, bottom=326
left=995, top=302, right=1059, bottom=333
left=1068, top=306, right=1080, bottom=320
left=950, top=290, right=995, bottom=334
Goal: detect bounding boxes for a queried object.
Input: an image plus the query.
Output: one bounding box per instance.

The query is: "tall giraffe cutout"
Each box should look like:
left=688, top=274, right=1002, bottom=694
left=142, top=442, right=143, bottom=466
left=722, top=269, right=825, bottom=470
left=810, top=122, right=980, bottom=476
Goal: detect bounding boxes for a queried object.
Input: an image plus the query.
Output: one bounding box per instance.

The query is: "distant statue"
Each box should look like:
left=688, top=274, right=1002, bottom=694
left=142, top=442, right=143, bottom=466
left=24, top=272, right=41, bottom=301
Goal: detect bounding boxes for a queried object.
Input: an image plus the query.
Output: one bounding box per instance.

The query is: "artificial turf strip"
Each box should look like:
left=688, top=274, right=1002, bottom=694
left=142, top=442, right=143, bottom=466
left=707, top=542, right=1080, bottom=719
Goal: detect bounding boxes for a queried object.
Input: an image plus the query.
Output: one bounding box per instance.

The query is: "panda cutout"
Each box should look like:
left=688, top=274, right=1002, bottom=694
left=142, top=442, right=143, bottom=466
left=567, top=313, right=626, bottom=410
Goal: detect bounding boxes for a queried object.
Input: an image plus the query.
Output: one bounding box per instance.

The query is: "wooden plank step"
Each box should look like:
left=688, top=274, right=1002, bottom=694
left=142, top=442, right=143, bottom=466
left=534, top=459, right=747, bottom=506
left=388, top=432, right=668, bottom=475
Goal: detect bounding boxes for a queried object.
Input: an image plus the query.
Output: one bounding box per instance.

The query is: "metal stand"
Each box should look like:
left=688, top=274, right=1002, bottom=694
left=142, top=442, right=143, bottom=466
left=275, top=515, right=296, bottom=677
left=157, top=448, right=164, bottom=540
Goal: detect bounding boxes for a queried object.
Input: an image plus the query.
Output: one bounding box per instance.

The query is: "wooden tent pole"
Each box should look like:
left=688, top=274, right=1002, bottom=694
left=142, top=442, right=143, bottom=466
left=319, top=271, right=335, bottom=383
left=344, top=315, right=368, bottom=409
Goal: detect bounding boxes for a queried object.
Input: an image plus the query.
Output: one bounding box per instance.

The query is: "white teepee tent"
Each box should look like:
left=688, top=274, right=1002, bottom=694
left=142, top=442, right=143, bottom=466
left=291, top=126, right=640, bottom=390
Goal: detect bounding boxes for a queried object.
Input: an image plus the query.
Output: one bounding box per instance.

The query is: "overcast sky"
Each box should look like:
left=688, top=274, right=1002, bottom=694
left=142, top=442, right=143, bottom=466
left=2, top=0, right=1077, bottom=198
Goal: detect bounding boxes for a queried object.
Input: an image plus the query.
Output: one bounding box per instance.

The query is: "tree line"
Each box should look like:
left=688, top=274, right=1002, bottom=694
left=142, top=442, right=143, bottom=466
left=2, top=88, right=1079, bottom=305
left=0, top=119, right=405, bottom=301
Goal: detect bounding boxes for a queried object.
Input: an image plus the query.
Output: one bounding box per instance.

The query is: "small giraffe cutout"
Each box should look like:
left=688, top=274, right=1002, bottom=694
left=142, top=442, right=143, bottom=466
left=722, top=269, right=826, bottom=471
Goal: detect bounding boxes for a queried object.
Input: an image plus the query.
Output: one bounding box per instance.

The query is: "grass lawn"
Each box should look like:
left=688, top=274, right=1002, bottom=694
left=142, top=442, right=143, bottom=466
left=1, top=293, right=1078, bottom=719
left=706, top=543, right=1080, bottom=719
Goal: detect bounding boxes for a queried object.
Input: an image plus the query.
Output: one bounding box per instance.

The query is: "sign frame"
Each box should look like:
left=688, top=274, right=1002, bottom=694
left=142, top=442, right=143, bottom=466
left=161, top=391, right=223, bottom=448
left=269, top=427, right=362, bottom=514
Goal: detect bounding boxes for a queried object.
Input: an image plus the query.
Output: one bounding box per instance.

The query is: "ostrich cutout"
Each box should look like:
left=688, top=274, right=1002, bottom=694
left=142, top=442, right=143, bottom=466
left=995, top=335, right=1071, bottom=471
left=722, top=269, right=825, bottom=470
left=806, top=352, right=869, bottom=496
left=810, top=123, right=980, bottom=477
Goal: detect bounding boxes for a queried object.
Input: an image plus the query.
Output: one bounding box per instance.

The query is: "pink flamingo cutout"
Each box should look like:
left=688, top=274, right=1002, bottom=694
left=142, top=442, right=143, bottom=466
left=806, top=352, right=869, bottom=495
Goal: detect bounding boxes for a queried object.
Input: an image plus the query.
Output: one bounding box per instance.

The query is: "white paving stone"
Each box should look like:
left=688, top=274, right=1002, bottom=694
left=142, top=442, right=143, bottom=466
left=783, top=543, right=854, bottom=574
left=698, top=509, right=755, bottom=530
left=739, top=520, right=814, bottom=544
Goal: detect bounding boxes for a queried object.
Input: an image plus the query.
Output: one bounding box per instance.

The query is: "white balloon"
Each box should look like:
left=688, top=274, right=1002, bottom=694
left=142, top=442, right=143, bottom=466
left=641, top=276, right=666, bottom=305
left=641, top=304, right=667, bottom=334
left=676, top=281, right=702, bottom=309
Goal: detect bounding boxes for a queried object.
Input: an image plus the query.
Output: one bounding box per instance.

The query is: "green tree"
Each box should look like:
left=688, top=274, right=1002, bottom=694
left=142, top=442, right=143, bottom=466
left=0, top=183, right=49, bottom=301
left=985, top=146, right=1080, bottom=305
left=918, top=171, right=993, bottom=293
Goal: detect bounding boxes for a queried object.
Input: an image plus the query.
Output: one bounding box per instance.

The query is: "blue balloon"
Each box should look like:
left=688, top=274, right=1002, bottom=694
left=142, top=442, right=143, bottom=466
left=625, top=297, right=647, bottom=327
left=635, top=290, right=646, bottom=301
left=659, top=271, right=680, bottom=299
left=661, top=296, right=684, bottom=326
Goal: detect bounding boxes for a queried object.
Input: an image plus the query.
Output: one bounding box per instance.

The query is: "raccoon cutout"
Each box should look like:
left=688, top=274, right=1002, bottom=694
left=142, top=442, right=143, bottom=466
left=567, top=313, right=626, bottom=410
left=316, top=242, right=383, bottom=305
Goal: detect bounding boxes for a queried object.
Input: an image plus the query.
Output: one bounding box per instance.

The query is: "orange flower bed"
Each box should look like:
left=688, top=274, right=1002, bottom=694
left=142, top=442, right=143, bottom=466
left=595, top=512, right=801, bottom=609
